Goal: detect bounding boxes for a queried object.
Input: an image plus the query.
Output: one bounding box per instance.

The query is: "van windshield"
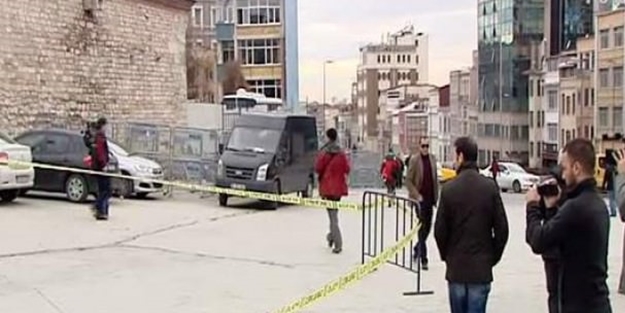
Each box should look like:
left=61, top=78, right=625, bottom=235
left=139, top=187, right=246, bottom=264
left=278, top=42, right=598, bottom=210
left=226, top=127, right=281, bottom=154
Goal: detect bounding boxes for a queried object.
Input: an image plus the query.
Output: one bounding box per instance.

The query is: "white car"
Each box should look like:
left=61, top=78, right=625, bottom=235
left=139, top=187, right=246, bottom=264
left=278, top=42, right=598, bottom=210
left=480, top=162, right=539, bottom=193
left=0, top=132, right=34, bottom=202
left=108, top=141, right=164, bottom=199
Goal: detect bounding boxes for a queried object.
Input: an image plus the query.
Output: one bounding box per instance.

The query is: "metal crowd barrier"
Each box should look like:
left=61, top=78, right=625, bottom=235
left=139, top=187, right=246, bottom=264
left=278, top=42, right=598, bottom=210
left=361, top=190, right=434, bottom=296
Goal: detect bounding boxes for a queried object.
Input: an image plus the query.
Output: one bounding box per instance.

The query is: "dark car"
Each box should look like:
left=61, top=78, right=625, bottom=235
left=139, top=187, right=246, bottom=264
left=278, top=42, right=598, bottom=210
left=14, top=129, right=121, bottom=202
left=215, top=113, right=318, bottom=209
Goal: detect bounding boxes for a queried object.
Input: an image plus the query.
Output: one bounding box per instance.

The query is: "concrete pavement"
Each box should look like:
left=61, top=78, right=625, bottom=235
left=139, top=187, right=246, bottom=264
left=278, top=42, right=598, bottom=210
left=0, top=191, right=623, bottom=312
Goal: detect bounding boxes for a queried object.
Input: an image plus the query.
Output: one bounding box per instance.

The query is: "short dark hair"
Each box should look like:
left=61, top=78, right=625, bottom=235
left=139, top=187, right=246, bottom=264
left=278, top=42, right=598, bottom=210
left=454, top=136, right=478, bottom=162
left=562, top=138, right=595, bottom=174
left=326, top=128, right=337, bottom=141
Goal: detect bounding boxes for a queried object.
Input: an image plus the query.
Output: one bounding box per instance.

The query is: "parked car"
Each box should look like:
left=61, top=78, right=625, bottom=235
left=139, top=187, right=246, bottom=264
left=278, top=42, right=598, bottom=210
left=0, top=131, right=35, bottom=203
left=108, top=140, right=164, bottom=199
left=14, top=129, right=121, bottom=202
left=480, top=162, right=539, bottom=193
left=437, top=162, right=457, bottom=183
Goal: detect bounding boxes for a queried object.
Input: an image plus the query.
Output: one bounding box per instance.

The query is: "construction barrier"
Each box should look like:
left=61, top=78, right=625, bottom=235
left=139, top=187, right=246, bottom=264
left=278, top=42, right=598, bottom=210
left=1, top=159, right=420, bottom=312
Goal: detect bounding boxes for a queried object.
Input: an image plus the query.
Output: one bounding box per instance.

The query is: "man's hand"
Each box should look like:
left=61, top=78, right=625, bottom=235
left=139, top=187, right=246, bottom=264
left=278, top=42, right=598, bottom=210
left=526, top=187, right=541, bottom=204
left=614, top=149, right=625, bottom=175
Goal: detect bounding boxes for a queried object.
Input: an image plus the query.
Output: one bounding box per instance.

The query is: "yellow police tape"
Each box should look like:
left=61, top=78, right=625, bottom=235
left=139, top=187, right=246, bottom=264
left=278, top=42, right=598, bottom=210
left=1, top=159, right=420, bottom=312
left=0, top=160, right=360, bottom=210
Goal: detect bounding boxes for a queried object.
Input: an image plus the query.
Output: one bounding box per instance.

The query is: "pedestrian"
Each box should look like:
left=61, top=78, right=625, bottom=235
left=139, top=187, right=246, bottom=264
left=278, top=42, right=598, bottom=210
left=89, top=117, right=111, bottom=221
left=603, top=162, right=617, bottom=217
left=612, top=149, right=625, bottom=295
left=380, top=151, right=399, bottom=196
left=490, top=155, right=500, bottom=187
left=434, top=137, right=508, bottom=313
left=405, top=136, right=438, bottom=270
left=526, top=138, right=612, bottom=312
left=395, top=155, right=404, bottom=189
left=315, top=128, right=350, bottom=254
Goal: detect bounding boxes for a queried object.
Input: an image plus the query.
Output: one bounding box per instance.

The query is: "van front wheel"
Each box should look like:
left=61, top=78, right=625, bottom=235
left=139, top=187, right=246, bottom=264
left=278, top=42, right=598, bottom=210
left=218, top=193, right=228, bottom=207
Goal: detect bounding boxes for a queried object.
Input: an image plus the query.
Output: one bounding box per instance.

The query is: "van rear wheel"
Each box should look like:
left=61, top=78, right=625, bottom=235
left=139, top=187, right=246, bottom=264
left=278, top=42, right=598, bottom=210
left=301, top=178, right=314, bottom=198
left=262, top=181, right=280, bottom=210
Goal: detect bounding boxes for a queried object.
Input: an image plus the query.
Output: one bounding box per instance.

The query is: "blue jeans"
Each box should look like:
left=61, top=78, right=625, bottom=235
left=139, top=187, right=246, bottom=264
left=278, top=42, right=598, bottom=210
left=95, top=176, right=111, bottom=216
left=607, top=190, right=617, bottom=216
left=448, top=283, right=491, bottom=313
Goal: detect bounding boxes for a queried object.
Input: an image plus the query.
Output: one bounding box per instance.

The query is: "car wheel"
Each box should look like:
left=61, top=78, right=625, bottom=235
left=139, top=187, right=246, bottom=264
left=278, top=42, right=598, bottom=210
left=121, top=174, right=134, bottom=198
left=301, top=178, right=314, bottom=198
left=136, top=192, right=149, bottom=199
left=65, top=174, right=89, bottom=203
left=262, top=181, right=280, bottom=210
left=0, top=190, right=19, bottom=203
left=218, top=193, right=228, bottom=207
left=512, top=180, right=522, bottom=193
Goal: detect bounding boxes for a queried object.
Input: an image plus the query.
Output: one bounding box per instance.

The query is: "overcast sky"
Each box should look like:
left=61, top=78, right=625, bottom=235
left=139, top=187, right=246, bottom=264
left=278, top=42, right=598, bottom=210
left=298, top=0, right=477, bottom=103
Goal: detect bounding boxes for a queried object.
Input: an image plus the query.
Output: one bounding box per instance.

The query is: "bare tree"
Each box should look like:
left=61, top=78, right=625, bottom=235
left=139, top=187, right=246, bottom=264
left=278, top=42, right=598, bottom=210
left=186, top=45, right=217, bottom=102
left=222, top=60, right=249, bottom=95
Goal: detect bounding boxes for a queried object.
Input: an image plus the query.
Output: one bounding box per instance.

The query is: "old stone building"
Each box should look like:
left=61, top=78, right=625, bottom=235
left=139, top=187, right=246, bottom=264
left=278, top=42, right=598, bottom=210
left=0, top=0, right=193, bottom=134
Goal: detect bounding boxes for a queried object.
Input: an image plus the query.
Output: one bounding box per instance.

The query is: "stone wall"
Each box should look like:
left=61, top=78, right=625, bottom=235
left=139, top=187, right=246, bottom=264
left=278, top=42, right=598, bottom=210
left=0, top=0, right=191, bottom=135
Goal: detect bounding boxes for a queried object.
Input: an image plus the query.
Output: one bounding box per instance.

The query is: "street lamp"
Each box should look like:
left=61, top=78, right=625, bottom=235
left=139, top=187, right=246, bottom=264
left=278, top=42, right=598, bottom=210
left=321, top=60, right=334, bottom=133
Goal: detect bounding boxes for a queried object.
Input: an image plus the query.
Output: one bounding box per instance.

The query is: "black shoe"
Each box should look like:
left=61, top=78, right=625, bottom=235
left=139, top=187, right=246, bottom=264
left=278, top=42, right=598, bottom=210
left=326, top=234, right=334, bottom=248
left=421, top=259, right=429, bottom=271
left=95, top=214, right=108, bottom=221
left=332, top=248, right=342, bottom=254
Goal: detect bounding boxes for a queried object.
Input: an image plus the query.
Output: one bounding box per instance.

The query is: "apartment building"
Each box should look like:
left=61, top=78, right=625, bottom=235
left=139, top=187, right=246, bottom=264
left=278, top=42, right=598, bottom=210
left=558, top=36, right=595, bottom=148
left=527, top=41, right=546, bottom=168
left=356, top=26, right=429, bottom=151
left=206, top=0, right=299, bottom=108
left=596, top=8, right=624, bottom=148
left=429, top=85, right=453, bottom=164
left=449, top=68, right=478, bottom=142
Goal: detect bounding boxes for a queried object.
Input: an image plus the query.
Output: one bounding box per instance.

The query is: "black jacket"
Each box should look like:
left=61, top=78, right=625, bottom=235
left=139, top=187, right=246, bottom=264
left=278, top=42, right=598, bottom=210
left=526, top=179, right=612, bottom=313
left=434, top=162, right=509, bottom=283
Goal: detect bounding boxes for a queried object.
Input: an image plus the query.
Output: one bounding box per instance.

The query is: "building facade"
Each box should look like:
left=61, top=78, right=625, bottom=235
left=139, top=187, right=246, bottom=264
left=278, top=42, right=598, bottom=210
left=356, top=26, right=429, bottom=151
left=595, top=8, right=624, bottom=146
left=0, top=0, right=192, bottom=133
left=428, top=85, right=453, bottom=164
left=477, top=0, right=544, bottom=165
left=209, top=0, right=299, bottom=107
left=449, top=68, right=478, bottom=142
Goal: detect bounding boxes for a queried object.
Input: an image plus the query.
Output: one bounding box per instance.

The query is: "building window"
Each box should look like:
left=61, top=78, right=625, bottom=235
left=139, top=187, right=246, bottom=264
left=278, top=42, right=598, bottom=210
left=572, top=93, right=576, bottom=114
left=600, top=29, right=610, bottom=49
left=566, top=95, right=570, bottom=115
left=247, top=79, right=282, bottom=98
left=529, top=112, right=534, bottom=128
left=210, top=7, right=221, bottom=27
left=226, top=6, right=235, bottom=22
left=598, top=107, right=609, bottom=128
left=192, top=5, right=203, bottom=27
left=377, top=55, right=381, bottom=63
left=407, top=55, right=411, bottom=63
left=583, top=88, right=590, bottom=107
left=529, top=141, right=534, bottom=157
left=614, top=107, right=623, bottom=131
left=584, top=125, right=589, bottom=138
left=238, top=38, right=280, bottom=65
left=614, top=66, right=623, bottom=88
left=548, top=123, right=558, bottom=142
left=548, top=90, right=557, bottom=110
left=222, top=41, right=235, bottom=62
left=529, top=79, right=533, bottom=96
left=614, top=26, right=624, bottom=47
left=599, top=68, right=610, bottom=87
left=237, top=0, right=281, bottom=25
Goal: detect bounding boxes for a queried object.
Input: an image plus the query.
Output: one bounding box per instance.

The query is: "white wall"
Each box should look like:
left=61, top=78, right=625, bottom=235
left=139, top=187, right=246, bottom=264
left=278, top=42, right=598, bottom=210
left=185, top=102, right=223, bottom=130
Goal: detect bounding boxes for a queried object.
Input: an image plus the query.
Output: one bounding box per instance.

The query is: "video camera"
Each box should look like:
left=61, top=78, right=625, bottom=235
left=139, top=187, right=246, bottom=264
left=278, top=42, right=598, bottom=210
left=536, top=165, right=565, bottom=197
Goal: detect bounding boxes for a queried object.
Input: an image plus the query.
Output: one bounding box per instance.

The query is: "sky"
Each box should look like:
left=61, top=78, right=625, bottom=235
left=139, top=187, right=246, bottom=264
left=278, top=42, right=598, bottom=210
left=297, top=0, right=478, bottom=103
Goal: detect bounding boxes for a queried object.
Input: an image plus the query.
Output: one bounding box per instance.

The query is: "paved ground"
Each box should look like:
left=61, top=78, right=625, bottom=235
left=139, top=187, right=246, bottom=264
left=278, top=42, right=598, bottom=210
left=0, top=190, right=623, bottom=313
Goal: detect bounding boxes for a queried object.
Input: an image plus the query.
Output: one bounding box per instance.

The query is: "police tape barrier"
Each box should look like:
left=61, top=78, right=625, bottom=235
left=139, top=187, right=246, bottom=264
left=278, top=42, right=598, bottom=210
left=0, top=160, right=361, bottom=210
left=2, top=159, right=419, bottom=312
left=272, top=217, right=420, bottom=313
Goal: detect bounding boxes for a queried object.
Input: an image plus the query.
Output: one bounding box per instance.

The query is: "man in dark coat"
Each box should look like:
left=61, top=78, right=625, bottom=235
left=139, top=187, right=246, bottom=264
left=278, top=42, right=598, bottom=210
left=526, top=138, right=612, bottom=313
left=434, top=137, right=509, bottom=313
left=92, top=117, right=111, bottom=221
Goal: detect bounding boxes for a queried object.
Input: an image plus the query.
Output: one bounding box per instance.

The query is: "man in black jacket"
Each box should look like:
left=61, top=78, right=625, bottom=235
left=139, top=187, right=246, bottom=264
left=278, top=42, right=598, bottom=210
left=526, top=138, right=612, bottom=313
left=434, top=137, right=509, bottom=313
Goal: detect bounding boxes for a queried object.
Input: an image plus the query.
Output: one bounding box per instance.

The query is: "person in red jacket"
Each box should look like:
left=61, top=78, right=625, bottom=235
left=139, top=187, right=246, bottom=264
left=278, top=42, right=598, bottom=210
left=92, top=117, right=111, bottom=221
left=380, top=152, right=399, bottom=195
left=315, top=128, right=350, bottom=254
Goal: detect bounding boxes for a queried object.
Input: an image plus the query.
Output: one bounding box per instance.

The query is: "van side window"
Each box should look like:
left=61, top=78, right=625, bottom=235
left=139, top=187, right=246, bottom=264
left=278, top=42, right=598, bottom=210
left=301, top=118, right=318, bottom=152
left=292, top=133, right=305, bottom=158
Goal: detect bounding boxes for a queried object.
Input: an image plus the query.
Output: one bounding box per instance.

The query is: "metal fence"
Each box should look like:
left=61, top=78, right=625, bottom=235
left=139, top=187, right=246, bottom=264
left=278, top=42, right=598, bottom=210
left=109, top=123, right=221, bottom=190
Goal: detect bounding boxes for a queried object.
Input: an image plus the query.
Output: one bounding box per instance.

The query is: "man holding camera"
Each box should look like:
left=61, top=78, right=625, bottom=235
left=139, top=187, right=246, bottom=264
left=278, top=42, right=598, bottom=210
left=526, top=139, right=612, bottom=312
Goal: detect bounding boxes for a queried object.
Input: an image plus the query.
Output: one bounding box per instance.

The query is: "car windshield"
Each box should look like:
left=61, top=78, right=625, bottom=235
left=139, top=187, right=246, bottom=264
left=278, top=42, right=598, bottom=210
left=506, top=163, right=527, bottom=173
left=226, top=127, right=281, bottom=154
left=0, top=132, right=16, bottom=144
left=108, top=141, right=130, bottom=157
